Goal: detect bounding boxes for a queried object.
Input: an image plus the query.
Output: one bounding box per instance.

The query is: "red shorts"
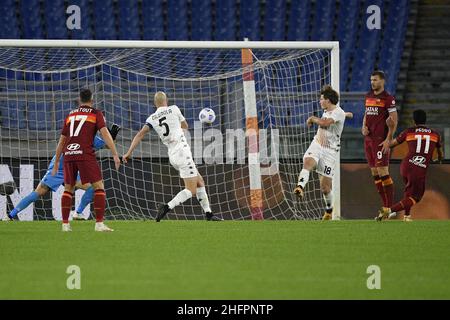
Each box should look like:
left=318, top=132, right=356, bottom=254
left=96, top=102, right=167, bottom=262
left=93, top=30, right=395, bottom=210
left=64, top=160, right=103, bottom=186
left=364, top=137, right=391, bottom=167
left=400, top=163, right=426, bottom=202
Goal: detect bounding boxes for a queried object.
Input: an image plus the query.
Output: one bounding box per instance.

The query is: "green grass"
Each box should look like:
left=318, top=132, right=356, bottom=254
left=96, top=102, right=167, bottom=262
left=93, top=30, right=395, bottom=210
left=0, top=220, right=449, bottom=299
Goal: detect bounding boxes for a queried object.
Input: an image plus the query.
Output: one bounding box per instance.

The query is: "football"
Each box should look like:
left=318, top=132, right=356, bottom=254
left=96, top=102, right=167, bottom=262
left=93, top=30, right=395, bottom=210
left=199, top=108, right=216, bottom=124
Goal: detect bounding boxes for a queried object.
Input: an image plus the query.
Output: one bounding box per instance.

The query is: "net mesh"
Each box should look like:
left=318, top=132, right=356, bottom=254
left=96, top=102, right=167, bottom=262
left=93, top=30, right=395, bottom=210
left=0, top=45, right=333, bottom=220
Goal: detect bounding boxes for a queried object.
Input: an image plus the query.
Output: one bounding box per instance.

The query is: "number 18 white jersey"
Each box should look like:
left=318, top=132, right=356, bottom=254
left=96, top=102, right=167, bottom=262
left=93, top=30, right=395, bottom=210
left=146, top=105, right=187, bottom=152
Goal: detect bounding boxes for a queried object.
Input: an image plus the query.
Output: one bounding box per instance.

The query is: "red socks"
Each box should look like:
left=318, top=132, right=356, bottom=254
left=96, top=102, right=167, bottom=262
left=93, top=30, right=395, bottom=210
left=61, top=191, right=73, bottom=223
left=391, top=197, right=416, bottom=215
left=94, top=189, right=106, bottom=222
left=381, top=175, right=394, bottom=207
left=373, top=175, right=386, bottom=206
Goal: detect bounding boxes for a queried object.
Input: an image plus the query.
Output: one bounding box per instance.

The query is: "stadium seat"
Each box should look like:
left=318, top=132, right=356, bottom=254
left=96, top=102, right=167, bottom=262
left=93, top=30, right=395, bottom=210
left=240, top=0, right=260, bottom=40
left=142, top=0, right=164, bottom=40
left=55, top=102, right=73, bottom=129
left=118, top=0, right=140, bottom=39
left=44, top=0, right=68, bottom=39
left=263, top=0, right=286, bottom=41
left=215, top=0, right=237, bottom=41
left=167, top=0, right=188, bottom=40
left=0, top=0, right=20, bottom=39
left=191, top=0, right=212, bottom=40
left=94, top=0, right=116, bottom=40
left=28, top=102, right=53, bottom=131
left=311, top=0, right=336, bottom=41
left=130, top=103, right=152, bottom=130
left=69, top=0, right=93, bottom=39
left=341, top=101, right=364, bottom=128
left=287, top=0, right=310, bottom=40
left=2, top=101, right=27, bottom=129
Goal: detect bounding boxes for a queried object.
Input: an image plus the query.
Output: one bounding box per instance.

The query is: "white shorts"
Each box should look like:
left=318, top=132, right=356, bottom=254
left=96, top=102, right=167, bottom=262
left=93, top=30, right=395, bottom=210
left=169, top=145, right=198, bottom=179
left=303, top=141, right=338, bottom=178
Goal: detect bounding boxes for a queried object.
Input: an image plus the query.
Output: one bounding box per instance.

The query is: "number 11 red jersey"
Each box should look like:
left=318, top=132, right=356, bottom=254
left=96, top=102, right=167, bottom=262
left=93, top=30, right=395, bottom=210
left=396, top=125, right=441, bottom=175
left=61, top=105, right=106, bottom=162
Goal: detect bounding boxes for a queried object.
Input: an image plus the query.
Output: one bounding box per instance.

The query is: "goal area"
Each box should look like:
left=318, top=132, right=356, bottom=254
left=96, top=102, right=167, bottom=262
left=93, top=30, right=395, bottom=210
left=0, top=40, right=340, bottom=221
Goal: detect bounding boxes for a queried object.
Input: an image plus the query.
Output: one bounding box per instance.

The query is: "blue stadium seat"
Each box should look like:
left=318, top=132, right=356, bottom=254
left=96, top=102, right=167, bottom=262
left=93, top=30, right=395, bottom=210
left=287, top=0, right=310, bottom=40
left=167, top=0, right=188, bottom=40
left=175, top=51, right=197, bottom=78
left=336, top=0, right=360, bottom=51
left=341, top=101, right=364, bottom=128
left=142, top=0, right=164, bottom=40
left=240, top=0, right=260, bottom=40
left=311, top=0, right=336, bottom=41
left=55, top=102, right=72, bottom=129
left=214, top=0, right=237, bottom=40
left=127, top=73, right=148, bottom=93
left=44, top=0, right=68, bottom=39
left=102, top=65, right=120, bottom=92
left=0, top=0, right=20, bottom=39
left=25, top=73, right=47, bottom=91
left=264, top=0, right=286, bottom=41
left=198, top=51, right=221, bottom=76
left=51, top=73, right=71, bottom=91
left=0, top=69, right=19, bottom=80
left=130, top=103, right=152, bottom=130
left=118, top=0, right=140, bottom=39
left=2, top=101, right=27, bottom=129
left=28, top=102, right=53, bottom=130
left=94, top=0, right=116, bottom=39
left=114, top=104, right=131, bottom=129
left=69, top=0, right=93, bottom=39
left=20, top=0, right=43, bottom=38
left=191, top=0, right=212, bottom=40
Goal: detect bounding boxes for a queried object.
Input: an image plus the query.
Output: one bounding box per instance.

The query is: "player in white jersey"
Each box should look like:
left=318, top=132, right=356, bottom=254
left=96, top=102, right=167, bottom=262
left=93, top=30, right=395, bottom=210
left=293, top=86, right=352, bottom=220
left=122, top=91, right=222, bottom=222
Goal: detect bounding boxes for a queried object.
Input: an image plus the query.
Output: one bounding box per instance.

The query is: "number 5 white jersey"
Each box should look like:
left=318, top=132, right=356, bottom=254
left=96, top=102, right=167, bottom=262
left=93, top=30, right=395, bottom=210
left=146, top=105, right=187, bottom=152
left=146, top=105, right=198, bottom=179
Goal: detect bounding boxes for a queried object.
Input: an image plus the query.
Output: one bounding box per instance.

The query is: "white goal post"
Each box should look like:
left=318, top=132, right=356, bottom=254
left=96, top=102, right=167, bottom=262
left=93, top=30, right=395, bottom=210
left=0, top=40, right=340, bottom=221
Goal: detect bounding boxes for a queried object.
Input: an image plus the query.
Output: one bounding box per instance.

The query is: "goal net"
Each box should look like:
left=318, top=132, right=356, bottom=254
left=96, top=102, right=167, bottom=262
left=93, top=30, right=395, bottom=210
left=0, top=40, right=339, bottom=221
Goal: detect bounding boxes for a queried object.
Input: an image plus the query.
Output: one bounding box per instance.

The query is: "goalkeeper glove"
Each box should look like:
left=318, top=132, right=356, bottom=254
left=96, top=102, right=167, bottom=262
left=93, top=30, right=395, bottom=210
left=0, top=181, right=16, bottom=196
left=108, top=123, right=121, bottom=141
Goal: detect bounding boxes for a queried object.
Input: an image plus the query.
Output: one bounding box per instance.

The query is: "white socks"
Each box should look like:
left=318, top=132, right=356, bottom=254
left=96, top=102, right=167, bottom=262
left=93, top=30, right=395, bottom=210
left=297, top=169, right=310, bottom=189
left=168, top=189, right=193, bottom=209
left=196, top=187, right=211, bottom=213
left=322, top=191, right=333, bottom=210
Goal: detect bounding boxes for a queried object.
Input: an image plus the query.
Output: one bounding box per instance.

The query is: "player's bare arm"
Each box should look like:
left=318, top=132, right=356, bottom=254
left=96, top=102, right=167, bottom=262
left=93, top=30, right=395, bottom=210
left=181, top=120, right=188, bottom=130
left=388, top=138, right=400, bottom=148
left=306, top=116, right=334, bottom=128
left=361, top=113, right=369, bottom=136
left=380, top=110, right=398, bottom=154
left=436, top=146, right=444, bottom=163
left=99, top=127, right=121, bottom=170
left=345, top=112, right=353, bottom=119
left=122, top=125, right=150, bottom=163
left=51, top=134, right=67, bottom=176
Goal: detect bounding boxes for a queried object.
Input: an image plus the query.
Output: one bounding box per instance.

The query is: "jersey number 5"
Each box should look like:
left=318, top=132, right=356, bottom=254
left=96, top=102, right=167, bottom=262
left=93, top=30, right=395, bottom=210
left=159, top=117, right=170, bottom=136
left=69, top=115, right=88, bottom=137
left=415, top=135, right=430, bottom=154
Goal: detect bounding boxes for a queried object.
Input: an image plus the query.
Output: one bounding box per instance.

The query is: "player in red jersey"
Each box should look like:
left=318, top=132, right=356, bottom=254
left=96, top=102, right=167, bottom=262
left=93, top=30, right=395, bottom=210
left=52, top=89, right=121, bottom=232
left=362, top=70, right=398, bottom=209
left=376, top=110, right=443, bottom=222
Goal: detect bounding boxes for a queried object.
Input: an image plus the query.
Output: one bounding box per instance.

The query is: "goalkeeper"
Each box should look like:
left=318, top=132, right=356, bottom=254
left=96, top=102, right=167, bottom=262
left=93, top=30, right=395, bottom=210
left=3, top=124, right=121, bottom=221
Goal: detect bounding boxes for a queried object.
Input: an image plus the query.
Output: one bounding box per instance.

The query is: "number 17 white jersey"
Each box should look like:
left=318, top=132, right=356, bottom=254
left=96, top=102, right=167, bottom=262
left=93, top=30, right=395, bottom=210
left=146, top=105, right=187, bottom=152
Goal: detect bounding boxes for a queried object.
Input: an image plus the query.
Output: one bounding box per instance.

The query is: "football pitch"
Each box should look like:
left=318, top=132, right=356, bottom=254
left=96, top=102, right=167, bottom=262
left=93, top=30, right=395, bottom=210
left=0, top=220, right=449, bottom=300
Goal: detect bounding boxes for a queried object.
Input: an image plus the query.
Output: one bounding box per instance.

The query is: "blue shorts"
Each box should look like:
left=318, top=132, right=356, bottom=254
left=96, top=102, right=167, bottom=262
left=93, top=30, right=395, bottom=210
left=41, top=170, right=82, bottom=192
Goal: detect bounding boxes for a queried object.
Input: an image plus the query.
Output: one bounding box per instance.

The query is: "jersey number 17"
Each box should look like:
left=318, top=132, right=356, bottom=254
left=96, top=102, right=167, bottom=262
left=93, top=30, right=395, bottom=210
left=69, top=115, right=88, bottom=137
